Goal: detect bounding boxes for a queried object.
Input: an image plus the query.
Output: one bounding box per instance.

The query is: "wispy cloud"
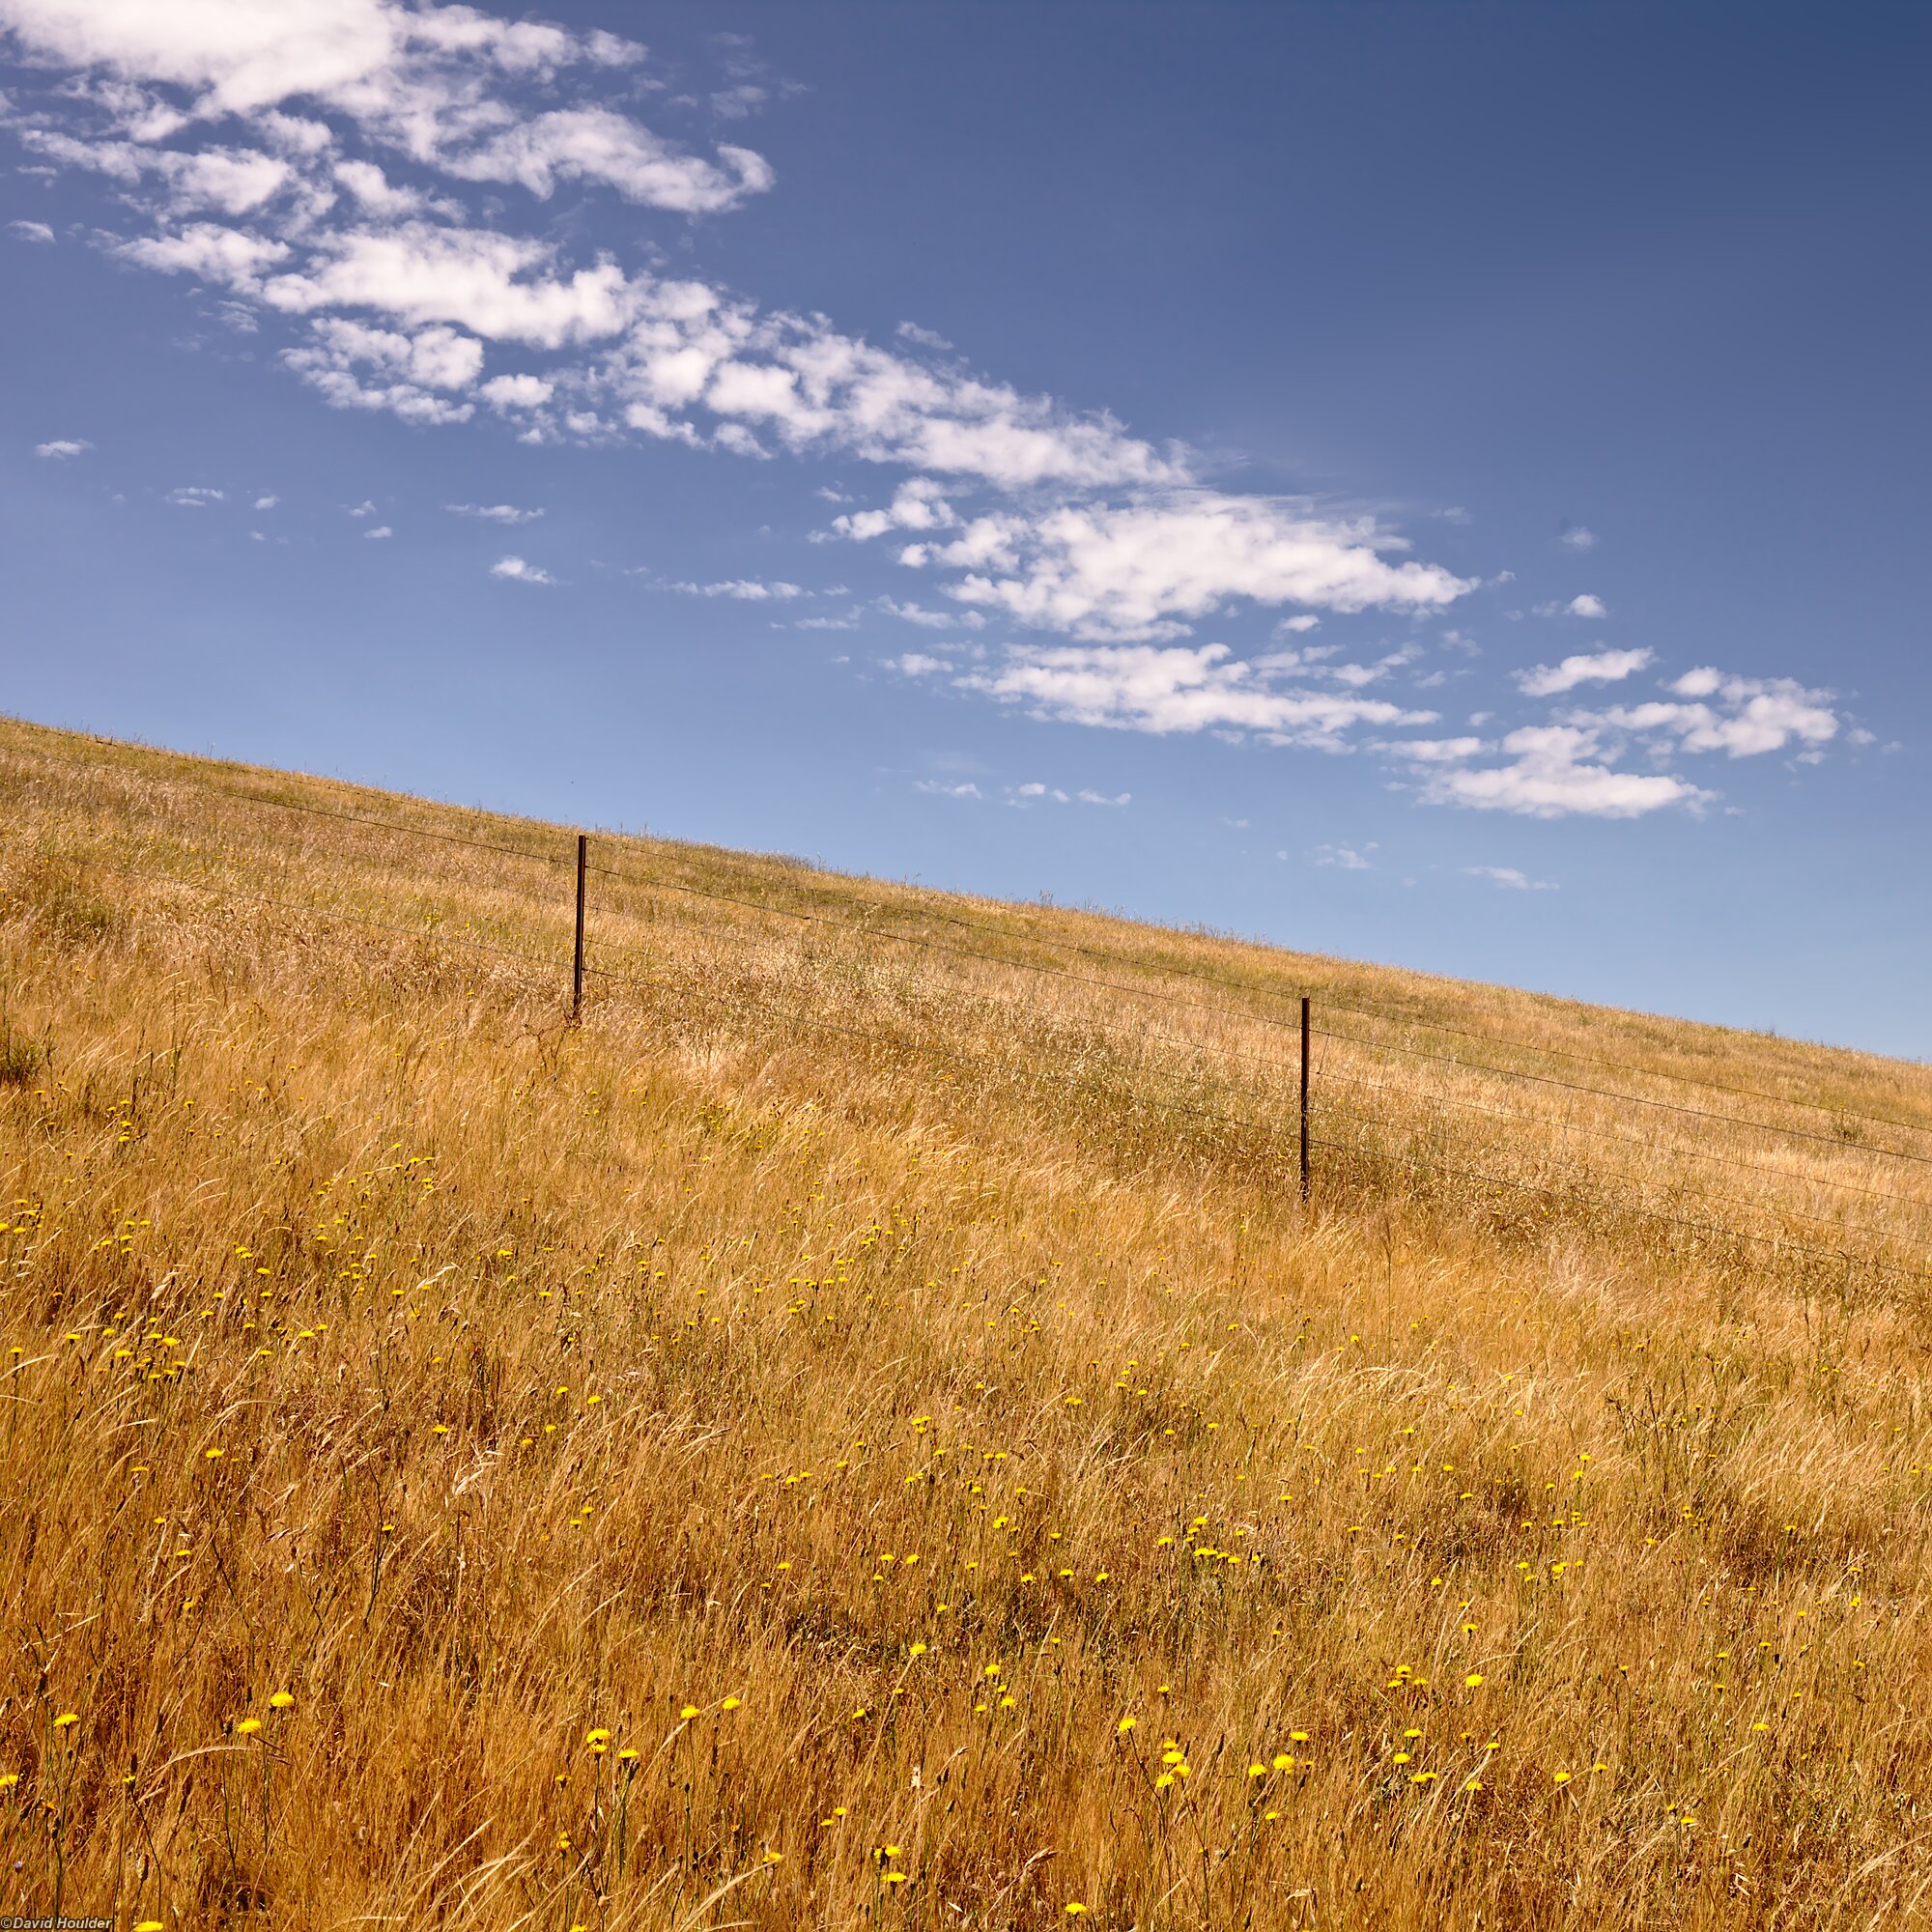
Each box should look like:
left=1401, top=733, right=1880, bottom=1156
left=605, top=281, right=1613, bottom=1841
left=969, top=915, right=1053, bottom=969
left=1559, top=526, right=1598, bottom=551
left=867, top=487, right=1472, bottom=642
left=1403, top=724, right=1711, bottom=819
left=1376, top=657, right=1842, bottom=818
left=34, top=438, right=92, bottom=458
left=1312, top=842, right=1375, bottom=869
left=1006, top=781, right=1130, bottom=807
left=1516, top=646, right=1652, bottom=697
left=667, top=577, right=807, bottom=600
left=445, top=501, right=543, bottom=524
left=953, top=642, right=1436, bottom=750
left=1591, top=668, right=1838, bottom=758
left=9, top=218, right=54, bottom=243
left=165, top=484, right=223, bottom=506
left=1464, top=865, right=1556, bottom=891
left=877, top=595, right=983, bottom=631
left=489, top=554, right=554, bottom=584
left=913, top=779, right=980, bottom=799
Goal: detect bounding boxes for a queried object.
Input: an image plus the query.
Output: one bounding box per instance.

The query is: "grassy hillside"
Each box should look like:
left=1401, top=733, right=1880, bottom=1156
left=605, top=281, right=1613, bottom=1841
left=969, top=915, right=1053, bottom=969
left=2, top=713, right=1928, bottom=1930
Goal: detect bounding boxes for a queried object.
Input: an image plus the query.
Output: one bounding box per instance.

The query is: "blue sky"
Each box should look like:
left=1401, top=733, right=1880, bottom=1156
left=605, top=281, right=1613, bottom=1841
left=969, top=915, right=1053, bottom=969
left=2, top=2, right=1926, bottom=1056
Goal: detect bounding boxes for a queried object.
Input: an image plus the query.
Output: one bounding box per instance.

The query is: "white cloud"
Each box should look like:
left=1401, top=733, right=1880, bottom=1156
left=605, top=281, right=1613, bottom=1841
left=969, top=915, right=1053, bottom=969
left=0, top=0, right=753, bottom=222
left=445, top=501, right=543, bottom=523
left=345, top=499, right=377, bottom=517
left=1278, top=643, right=1415, bottom=690
left=886, top=652, right=949, bottom=677
left=1377, top=735, right=1485, bottom=763
left=895, top=321, right=952, bottom=351
left=281, top=314, right=482, bottom=422
left=334, top=157, right=438, bottom=217
left=1380, top=661, right=1841, bottom=817
left=1516, top=646, right=1652, bottom=697
left=253, top=493, right=277, bottom=508
left=478, top=372, right=553, bottom=411
left=923, top=494, right=1472, bottom=642
left=265, top=224, right=633, bottom=350
left=1564, top=593, right=1606, bottom=618
left=8, top=218, right=54, bottom=242
left=34, top=437, right=91, bottom=458
left=644, top=323, right=1179, bottom=492
left=1312, top=842, right=1375, bottom=869
left=437, top=108, right=773, bottom=214
left=955, top=641, right=1437, bottom=748
left=914, top=780, right=980, bottom=799
left=666, top=578, right=806, bottom=600
left=20, top=128, right=292, bottom=213
left=363, top=524, right=391, bottom=538
left=828, top=477, right=960, bottom=541
left=165, top=484, right=223, bottom=506
left=1004, top=781, right=1131, bottom=808
left=1559, top=526, right=1597, bottom=551
left=1465, top=865, right=1556, bottom=892
left=112, top=220, right=291, bottom=286
left=1410, top=724, right=1712, bottom=819
left=489, top=554, right=553, bottom=583
left=878, top=595, right=982, bottom=631
left=0, top=0, right=428, bottom=116
left=1592, top=672, right=1838, bottom=758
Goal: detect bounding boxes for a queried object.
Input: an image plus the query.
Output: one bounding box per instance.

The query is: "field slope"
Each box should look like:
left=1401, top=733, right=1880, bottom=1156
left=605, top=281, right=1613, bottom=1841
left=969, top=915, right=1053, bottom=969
left=2, top=714, right=1929, bottom=1930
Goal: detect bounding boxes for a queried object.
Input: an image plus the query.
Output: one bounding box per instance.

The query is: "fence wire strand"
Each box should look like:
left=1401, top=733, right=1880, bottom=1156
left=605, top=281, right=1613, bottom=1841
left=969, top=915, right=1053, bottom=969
left=5, top=799, right=1928, bottom=1292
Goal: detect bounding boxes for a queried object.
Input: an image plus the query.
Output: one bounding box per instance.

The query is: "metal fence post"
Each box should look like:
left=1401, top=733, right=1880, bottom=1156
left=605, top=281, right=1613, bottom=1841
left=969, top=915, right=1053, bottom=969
left=1299, top=994, right=1311, bottom=1202
left=572, top=833, right=586, bottom=1024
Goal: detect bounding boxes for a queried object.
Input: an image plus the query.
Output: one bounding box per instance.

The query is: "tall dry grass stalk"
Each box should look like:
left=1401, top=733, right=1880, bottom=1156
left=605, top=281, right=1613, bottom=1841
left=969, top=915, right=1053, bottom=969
left=1, top=714, right=1929, bottom=1929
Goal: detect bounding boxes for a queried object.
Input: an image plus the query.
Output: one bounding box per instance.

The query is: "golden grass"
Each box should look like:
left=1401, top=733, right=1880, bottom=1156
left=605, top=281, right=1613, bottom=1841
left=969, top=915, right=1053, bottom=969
left=2, top=712, right=1930, bottom=1930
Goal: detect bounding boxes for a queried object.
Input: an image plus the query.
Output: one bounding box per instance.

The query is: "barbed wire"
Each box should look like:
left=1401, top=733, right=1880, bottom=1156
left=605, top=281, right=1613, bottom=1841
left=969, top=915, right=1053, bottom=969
left=584, top=916, right=1932, bottom=1215
left=586, top=845, right=1932, bottom=1141
left=1309, top=1025, right=1932, bottom=1170
left=1314, top=1094, right=1922, bottom=1250
left=6, top=826, right=1926, bottom=1287
left=582, top=858, right=1932, bottom=1169
left=580, top=952, right=1928, bottom=1287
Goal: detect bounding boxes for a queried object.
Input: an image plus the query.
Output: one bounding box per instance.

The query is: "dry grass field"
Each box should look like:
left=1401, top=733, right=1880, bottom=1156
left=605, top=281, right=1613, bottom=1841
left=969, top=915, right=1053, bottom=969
left=3, top=712, right=1930, bottom=1930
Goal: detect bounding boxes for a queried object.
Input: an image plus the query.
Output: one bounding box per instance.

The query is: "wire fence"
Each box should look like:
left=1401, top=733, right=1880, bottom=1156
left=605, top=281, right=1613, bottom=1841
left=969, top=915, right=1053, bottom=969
left=6, top=741, right=1929, bottom=1296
